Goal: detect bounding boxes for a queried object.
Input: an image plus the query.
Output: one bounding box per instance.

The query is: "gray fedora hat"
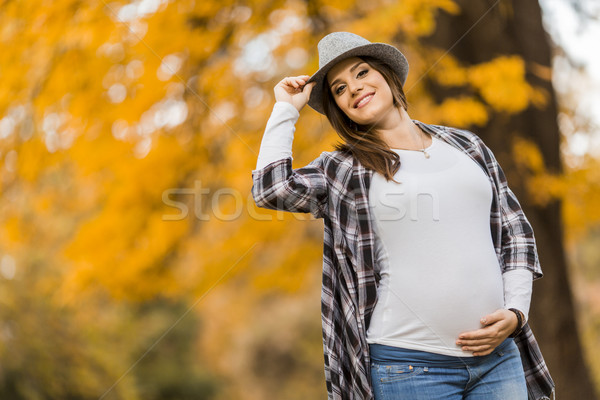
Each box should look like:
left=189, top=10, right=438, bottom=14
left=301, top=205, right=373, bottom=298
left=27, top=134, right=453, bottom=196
left=306, top=32, right=409, bottom=115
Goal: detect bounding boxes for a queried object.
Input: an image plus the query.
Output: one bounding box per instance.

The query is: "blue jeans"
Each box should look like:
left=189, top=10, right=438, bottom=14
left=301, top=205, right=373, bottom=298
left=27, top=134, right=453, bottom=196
left=370, top=338, right=527, bottom=399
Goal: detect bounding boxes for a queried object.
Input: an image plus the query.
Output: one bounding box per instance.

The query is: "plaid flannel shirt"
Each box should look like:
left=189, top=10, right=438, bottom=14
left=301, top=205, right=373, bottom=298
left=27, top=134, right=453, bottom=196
left=251, top=119, right=555, bottom=400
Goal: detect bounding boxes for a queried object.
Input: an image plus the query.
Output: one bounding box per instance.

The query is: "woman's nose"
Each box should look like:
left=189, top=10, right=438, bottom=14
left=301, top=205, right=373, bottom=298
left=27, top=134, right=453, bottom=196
left=349, top=83, right=363, bottom=96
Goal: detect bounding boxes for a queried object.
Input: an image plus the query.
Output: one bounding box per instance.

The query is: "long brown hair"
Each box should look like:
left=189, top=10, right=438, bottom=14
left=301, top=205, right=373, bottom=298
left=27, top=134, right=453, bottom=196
left=322, top=55, right=409, bottom=183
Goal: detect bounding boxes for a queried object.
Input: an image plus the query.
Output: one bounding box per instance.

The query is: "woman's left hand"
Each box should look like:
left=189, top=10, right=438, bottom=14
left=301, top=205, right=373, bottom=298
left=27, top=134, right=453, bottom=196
left=455, top=309, right=519, bottom=356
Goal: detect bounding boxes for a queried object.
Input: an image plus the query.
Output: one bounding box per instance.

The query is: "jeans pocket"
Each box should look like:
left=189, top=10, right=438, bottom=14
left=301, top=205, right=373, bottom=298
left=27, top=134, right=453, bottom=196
left=376, top=363, right=425, bottom=383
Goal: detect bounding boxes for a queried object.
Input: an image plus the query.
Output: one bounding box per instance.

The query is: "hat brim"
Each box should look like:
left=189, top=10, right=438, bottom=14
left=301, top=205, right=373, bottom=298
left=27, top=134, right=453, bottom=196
left=306, top=43, right=409, bottom=115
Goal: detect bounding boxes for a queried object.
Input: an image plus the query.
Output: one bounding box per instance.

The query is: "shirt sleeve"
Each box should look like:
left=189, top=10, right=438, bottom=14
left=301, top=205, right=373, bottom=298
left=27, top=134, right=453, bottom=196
left=255, top=101, right=299, bottom=170
left=251, top=102, right=329, bottom=219
left=502, top=269, right=533, bottom=323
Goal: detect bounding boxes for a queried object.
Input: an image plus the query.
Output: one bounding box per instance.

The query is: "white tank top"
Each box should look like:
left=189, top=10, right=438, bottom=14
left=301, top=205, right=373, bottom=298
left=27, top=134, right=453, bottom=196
left=365, top=135, right=505, bottom=357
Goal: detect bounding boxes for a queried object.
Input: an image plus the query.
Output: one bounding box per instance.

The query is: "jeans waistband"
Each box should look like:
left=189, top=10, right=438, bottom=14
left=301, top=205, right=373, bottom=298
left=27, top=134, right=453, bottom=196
left=369, top=337, right=514, bottom=367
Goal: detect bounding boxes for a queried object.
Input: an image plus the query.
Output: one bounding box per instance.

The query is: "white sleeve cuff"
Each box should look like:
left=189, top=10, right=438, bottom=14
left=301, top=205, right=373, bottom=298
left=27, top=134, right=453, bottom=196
left=503, top=269, right=533, bottom=323
left=255, top=101, right=300, bottom=170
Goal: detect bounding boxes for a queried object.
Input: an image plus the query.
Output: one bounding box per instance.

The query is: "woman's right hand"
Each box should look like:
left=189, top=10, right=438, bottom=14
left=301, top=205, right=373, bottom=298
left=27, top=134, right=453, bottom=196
left=274, top=75, right=316, bottom=113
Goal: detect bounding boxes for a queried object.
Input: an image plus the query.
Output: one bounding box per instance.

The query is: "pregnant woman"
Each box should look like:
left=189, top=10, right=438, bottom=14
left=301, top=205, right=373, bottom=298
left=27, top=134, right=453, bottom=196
left=251, top=31, right=555, bottom=400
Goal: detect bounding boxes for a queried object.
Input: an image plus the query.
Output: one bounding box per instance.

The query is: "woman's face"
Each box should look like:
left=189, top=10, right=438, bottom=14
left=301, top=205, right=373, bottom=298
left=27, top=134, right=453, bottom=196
left=326, top=56, right=395, bottom=126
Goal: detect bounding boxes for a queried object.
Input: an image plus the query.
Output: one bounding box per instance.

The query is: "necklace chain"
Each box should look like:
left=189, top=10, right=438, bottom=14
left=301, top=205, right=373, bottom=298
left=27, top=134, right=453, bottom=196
left=389, top=122, right=431, bottom=159
left=411, top=122, right=430, bottom=159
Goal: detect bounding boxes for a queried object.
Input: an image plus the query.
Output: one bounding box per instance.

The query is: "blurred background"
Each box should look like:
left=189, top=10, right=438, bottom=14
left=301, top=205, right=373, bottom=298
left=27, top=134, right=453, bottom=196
left=0, top=0, right=599, bottom=398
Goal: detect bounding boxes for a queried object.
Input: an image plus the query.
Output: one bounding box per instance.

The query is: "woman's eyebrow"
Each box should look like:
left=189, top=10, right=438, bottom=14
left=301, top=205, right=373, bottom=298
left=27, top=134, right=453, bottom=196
left=329, top=61, right=366, bottom=88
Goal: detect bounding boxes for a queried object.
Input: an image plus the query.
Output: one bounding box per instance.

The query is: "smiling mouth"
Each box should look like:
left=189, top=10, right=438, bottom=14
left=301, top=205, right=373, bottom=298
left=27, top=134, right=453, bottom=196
left=354, top=93, right=374, bottom=108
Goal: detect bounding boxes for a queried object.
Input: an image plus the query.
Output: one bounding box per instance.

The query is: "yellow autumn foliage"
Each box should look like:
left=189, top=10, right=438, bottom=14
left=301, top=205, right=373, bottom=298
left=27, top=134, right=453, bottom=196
left=349, top=0, right=460, bottom=39
left=429, top=54, right=469, bottom=86
left=468, top=55, right=541, bottom=113
left=512, top=136, right=600, bottom=244
left=0, top=0, right=598, bottom=398
left=438, top=96, right=489, bottom=126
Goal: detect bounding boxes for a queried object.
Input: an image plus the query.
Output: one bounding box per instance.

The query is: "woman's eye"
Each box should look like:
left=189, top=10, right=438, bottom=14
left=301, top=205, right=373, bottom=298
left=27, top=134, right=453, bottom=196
left=335, top=70, right=367, bottom=95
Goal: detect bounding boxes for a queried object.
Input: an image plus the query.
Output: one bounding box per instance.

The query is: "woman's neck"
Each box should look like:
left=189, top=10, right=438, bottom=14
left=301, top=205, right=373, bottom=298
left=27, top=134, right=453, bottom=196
left=372, top=107, right=431, bottom=150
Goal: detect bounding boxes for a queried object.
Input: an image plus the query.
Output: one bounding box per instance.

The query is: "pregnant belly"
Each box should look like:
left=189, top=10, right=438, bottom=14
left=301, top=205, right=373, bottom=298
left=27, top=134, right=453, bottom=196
left=373, top=263, right=505, bottom=347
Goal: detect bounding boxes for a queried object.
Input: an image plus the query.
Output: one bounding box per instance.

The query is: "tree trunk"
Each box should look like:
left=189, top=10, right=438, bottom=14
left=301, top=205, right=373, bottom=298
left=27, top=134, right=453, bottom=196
left=422, top=0, right=598, bottom=398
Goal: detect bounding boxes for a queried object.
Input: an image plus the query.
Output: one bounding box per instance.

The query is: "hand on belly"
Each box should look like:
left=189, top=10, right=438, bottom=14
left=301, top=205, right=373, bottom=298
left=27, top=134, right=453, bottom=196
left=455, top=308, right=519, bottom=356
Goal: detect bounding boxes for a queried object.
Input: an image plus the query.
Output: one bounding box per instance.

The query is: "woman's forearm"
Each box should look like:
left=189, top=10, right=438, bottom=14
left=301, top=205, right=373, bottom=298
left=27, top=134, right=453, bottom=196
left=255, top=101, right=299, bottom=171
left=502, top=269, right=533, bottom=323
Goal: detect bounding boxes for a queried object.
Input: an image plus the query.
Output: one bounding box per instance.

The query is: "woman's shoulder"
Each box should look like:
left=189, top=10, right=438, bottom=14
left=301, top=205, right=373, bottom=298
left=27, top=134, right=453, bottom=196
left=441, top=125, right=485, bottom=147
left=433, top=124, right=501, bottom=167
left=438, top=124, right=478, bottom=142
left=414, top=119, right=481, bottom=148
